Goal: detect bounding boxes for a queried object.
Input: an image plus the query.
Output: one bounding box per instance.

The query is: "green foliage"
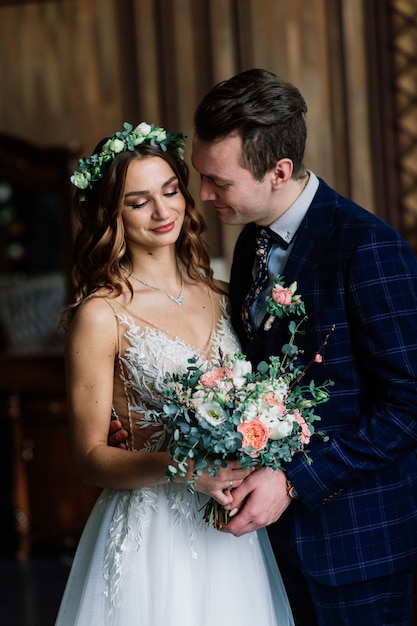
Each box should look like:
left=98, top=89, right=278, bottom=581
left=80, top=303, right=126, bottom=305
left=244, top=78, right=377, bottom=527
left=149, top=277, right=335, bottom=496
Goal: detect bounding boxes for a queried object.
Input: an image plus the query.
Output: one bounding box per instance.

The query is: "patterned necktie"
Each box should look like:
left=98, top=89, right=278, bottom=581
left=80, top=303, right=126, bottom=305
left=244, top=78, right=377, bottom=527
left=241, top=227, right=273, bottom=338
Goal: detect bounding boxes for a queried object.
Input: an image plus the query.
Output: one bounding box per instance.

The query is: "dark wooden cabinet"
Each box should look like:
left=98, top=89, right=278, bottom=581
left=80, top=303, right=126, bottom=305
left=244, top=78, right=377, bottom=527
left=0, top=132, right=79, bottom=278
left=0, top=132, right=99, bottom=560
left=0, top=354, right=99, bottom=560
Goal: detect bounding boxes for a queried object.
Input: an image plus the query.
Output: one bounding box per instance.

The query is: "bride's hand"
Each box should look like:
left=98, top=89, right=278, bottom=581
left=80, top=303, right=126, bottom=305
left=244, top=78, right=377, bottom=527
left=181, top=460, right=255, bottom=506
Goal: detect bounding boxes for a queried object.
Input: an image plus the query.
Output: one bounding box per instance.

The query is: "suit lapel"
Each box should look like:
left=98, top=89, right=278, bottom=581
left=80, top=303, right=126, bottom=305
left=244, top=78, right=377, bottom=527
left=284, top=181, right=339, bottom=286
left=247, top=179, right=339, bottom=359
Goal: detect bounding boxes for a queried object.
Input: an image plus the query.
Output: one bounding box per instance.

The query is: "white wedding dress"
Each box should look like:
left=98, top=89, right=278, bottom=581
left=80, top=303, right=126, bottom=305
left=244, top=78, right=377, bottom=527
left=55, top=294, right=294, bottom=626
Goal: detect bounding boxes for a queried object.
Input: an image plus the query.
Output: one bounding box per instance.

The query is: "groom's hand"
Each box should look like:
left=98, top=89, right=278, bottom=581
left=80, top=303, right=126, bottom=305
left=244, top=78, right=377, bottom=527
left=108, top=419, right=130, bottom=449
left=221, top=468, right=291, bottom=536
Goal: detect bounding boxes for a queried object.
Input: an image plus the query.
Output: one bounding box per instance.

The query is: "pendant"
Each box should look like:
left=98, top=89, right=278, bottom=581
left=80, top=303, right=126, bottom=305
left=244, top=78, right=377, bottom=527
left=168, top=291, right=184, bottom=307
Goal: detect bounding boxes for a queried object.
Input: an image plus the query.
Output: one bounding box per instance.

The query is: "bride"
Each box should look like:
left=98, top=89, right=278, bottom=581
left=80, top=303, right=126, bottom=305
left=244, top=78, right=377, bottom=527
left=55, top=122, right=294, bottom=626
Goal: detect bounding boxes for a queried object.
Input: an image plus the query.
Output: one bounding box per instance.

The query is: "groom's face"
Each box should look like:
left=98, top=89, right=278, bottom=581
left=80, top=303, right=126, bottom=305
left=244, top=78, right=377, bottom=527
left=191, top=133, right=278, bottom=227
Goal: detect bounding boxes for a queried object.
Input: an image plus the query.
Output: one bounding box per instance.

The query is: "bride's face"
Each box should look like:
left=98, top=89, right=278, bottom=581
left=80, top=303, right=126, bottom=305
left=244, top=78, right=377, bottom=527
left=121, top=156, right=186, bottom=251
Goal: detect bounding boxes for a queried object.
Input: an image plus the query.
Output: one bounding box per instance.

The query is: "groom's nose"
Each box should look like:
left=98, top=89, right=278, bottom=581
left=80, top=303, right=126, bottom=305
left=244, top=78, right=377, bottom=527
left=199, top=177, right=217, bottom=202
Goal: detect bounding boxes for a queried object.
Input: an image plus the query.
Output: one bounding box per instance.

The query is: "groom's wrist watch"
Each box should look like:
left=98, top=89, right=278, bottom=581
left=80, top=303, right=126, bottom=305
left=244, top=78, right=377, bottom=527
left=286, top=479, right=300, bottom=500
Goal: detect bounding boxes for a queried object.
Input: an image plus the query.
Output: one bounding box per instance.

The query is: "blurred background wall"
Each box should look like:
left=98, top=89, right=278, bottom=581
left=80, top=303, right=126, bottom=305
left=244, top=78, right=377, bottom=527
left=0, top=0, right=415, bottom=270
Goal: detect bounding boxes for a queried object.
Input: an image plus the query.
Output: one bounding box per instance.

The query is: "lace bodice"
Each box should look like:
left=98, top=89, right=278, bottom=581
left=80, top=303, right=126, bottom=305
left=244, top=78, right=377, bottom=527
left=106, top=294, right=241, bottom=452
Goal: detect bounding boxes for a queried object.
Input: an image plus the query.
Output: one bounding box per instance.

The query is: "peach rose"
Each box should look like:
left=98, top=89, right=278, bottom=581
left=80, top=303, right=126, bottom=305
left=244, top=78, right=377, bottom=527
left=237, top=419, right=270, bottom=455
left=199, top=367, right=233, bottom=388
left=293, top=410, right=311, bottom=445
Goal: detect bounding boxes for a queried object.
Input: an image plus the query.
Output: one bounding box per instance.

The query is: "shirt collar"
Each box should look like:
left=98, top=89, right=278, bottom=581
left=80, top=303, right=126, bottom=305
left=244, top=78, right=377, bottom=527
left=269, top=170, right=319, bottom=245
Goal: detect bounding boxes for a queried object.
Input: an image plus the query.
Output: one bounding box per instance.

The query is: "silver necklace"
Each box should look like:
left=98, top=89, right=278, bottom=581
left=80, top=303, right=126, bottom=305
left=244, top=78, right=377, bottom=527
left=120, top=263, right=185, bottom=307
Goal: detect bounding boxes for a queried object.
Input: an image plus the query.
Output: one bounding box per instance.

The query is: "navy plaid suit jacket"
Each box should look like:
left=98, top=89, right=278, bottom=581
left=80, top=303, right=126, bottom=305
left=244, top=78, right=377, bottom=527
left=230, top=178, right=417, bottom=586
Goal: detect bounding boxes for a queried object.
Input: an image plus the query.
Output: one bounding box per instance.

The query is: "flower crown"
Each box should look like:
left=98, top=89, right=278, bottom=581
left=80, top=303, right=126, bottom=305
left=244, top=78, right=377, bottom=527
left=70, top=121, right=186, bottom=191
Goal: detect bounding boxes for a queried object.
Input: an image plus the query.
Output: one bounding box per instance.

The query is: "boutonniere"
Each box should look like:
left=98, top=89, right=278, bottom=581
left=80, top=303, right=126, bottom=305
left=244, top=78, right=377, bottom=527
left=264, top=275, right=305, bottom=331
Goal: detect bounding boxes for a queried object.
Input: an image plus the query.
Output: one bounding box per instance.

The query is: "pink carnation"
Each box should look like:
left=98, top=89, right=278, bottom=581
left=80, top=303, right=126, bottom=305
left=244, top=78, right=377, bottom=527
left=199, top=367, right=233, bottom=388
left=293, top=410, right=311, bottom=445
left=262, top=392, right=282, bottom=407
left=261, top=393, right=286, bottom=416
left=272, top=284, right=293, bottom=306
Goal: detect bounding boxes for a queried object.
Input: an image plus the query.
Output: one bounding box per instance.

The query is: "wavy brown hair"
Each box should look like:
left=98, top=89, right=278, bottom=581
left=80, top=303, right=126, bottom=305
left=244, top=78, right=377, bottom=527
left=61, top=141, right=223, bottom=327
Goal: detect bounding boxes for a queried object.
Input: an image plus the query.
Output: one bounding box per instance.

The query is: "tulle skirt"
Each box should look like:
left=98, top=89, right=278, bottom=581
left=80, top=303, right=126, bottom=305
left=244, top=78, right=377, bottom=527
left=55, top=483, right=294, bottom=626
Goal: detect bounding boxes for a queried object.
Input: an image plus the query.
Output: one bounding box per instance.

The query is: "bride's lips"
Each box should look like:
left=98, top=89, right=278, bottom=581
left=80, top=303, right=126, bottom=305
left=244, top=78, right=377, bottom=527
left=152, top=221, right=175, bottom=233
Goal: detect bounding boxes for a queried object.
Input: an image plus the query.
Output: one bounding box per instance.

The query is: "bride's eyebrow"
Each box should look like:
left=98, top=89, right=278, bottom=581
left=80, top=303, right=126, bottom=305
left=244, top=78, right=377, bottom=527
left=125, top=176, right=178, bottom=198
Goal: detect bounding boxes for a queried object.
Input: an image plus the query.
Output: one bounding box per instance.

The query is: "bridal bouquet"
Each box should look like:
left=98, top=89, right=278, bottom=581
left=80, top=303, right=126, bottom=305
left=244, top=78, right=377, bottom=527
left=151, top=276, right=334, bottom=527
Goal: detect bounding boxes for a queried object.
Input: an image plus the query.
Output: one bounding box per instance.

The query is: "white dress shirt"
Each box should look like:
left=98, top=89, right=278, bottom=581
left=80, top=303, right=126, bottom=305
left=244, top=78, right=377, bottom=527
left=251, top=170, right=319, bottom=329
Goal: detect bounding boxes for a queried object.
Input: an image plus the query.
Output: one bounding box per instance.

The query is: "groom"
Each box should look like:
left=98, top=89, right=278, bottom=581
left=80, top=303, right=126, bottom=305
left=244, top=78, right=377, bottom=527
left=111, top=69, right=417, bottom=626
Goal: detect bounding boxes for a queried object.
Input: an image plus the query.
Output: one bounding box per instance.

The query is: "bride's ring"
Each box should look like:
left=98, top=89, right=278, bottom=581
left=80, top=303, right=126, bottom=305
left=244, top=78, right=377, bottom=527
left=229, top=480, right=233, bottom=490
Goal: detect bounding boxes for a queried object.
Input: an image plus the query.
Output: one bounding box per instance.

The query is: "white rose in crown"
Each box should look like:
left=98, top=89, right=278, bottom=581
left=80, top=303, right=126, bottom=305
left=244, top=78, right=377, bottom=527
left=137, top=122, right=152, bottom=135
left=70, top=171, right=90, bottom=190
left=106, top=138, right=125, bottom=153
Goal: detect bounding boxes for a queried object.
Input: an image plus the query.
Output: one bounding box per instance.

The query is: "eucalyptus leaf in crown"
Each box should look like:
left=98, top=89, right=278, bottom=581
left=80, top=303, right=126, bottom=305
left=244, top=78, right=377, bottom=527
left=70, top=121, right=186, bottom=191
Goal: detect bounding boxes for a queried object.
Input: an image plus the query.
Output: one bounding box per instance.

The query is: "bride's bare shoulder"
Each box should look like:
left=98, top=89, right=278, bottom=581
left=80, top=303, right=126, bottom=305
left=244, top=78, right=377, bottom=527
left=70, top=293, right=120, bottom=332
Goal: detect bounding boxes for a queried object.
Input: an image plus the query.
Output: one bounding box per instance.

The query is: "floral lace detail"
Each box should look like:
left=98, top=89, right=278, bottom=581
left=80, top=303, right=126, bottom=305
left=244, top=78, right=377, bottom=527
left=103, top=484, right=210, bottom=614
left=114, top=295, right=240, bottom=451
left=212, top=296, right=240, bottom=359
left=103, top=487, right=157, bottom=620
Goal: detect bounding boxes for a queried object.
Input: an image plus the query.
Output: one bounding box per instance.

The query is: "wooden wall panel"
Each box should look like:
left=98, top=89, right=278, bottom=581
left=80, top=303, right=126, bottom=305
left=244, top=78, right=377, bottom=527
left=0, top=0, right=126, bottom=159
left=130, top=0, right=162, bottom=123
left=0, top=0, right=383, bottom=269
left=246, top=0, right=335, bottom=185
left=341, top=0, right=376, bottom=214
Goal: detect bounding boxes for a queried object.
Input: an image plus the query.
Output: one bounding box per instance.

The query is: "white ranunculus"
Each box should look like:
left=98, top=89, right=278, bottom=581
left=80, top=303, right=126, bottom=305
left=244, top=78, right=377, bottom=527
left=258, top=403, right=283, bottom=421
left=261, top=415, right=294, bottom=440
left=137, top=122, right=152, bottom=136
left=196, top=401, right=228, bottom=426
left=232, top=359, right=252, bottom=388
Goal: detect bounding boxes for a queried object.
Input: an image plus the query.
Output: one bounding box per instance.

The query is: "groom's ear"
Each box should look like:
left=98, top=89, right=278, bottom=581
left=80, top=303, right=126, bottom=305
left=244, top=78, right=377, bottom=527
left=270, top=158, right=293, bottom=190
